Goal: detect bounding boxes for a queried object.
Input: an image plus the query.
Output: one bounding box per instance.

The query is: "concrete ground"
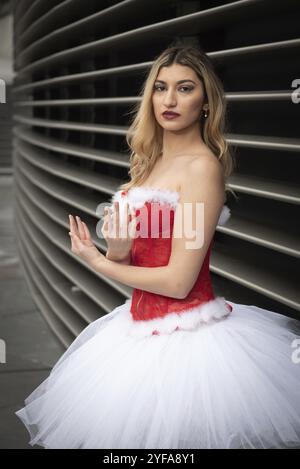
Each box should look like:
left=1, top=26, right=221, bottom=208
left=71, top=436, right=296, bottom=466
left=0, top=174, right=65, bottom=449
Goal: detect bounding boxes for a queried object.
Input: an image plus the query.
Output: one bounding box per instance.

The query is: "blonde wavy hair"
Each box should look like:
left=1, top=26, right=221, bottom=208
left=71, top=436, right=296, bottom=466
left=120, top=41, right=236, bottom=199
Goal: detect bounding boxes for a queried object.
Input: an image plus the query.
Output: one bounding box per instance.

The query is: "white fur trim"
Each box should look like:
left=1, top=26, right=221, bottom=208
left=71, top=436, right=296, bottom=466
left=218, top=204, right=231, bottom=226
left=128, top=187, right=180, bottom=210
left=110, top=187, right=231, bottom=226
left=126, top=296, right=231, bottom=338
left=109, top=187, right=179, bottom=226
left=110, top=187, right=179, bottom=210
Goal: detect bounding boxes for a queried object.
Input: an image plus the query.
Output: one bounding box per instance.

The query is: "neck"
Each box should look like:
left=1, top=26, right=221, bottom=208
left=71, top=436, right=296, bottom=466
left=161, top=121, right=204, bottom=161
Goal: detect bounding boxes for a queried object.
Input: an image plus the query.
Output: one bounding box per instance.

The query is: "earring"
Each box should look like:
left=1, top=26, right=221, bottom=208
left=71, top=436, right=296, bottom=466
left=203, top=108, right=209, bottom=118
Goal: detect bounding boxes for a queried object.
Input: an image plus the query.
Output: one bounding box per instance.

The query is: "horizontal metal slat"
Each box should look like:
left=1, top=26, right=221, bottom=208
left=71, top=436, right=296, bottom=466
left=15, top=0, right=288, bottom=76
left=13, top=114, right=127, bottom=135
left=16, top=0, right=147, bottom=65
left=210, top=37, right=300, bottom=63
left=12, top=90, right=296, bottom=107
left=12, top=60, right=150, bottom=93
left=14, top=127, right=129, bottom=167
left=210, top=248, right=300, bottom=312
left=228, top=174, right=300, bottom=205
left=14, top=139, right=122, bottom=203
left=14, top=0, right=61, bottom=39
left=16, top=138, right=123, bottom=194
left=218, top=214, right=300, bottom=259
left=226, top=133, right=300, bottom=152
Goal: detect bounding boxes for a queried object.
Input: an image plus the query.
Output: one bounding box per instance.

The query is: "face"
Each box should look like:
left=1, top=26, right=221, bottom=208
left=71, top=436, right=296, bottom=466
left=152, top=63, right=207, bottom=130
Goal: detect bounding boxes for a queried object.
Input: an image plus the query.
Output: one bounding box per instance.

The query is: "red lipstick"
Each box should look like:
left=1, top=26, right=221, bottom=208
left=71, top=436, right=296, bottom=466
left=162, top=111, right=180, bottom=120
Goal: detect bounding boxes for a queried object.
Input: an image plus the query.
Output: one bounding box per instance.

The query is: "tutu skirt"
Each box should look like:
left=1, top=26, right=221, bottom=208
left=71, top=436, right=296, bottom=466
left=15, top=298, right=300, bottom=449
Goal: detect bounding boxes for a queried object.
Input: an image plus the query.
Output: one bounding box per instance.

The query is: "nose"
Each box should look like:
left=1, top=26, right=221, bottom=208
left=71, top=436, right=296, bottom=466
left=162, top=88, right=177, bottom=106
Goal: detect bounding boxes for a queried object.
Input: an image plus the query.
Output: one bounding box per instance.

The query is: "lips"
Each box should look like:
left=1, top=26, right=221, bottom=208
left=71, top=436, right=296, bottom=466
left=162, top=111, right=180, bottom=117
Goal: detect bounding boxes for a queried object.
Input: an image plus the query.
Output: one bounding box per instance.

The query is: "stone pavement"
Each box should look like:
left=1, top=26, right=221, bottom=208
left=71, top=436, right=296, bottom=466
left=0, top=174, right=65, bottom=449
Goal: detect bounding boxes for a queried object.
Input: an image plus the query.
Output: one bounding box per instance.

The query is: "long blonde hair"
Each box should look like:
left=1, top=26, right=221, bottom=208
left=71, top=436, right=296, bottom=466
left=120, top=41, right=236, bottom=198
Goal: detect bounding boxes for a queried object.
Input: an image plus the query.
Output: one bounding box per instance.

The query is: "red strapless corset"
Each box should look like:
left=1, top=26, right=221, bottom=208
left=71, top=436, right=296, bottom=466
left=110, top=187, right=232, bottom=336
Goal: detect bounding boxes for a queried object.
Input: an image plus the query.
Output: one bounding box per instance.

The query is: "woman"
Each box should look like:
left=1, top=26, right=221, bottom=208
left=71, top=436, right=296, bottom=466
left=15, top=44, right=300, bottom=449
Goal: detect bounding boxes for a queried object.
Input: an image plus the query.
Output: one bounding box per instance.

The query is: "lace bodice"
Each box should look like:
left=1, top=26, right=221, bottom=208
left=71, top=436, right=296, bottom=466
left=110, top=187, right=232, bottom=322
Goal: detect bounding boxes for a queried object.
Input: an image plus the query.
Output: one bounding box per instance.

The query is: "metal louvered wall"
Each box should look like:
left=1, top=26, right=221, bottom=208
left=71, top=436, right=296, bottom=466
left=0, top=84, right=13, bottom=172
left=11, top=0, right=300, bottom=347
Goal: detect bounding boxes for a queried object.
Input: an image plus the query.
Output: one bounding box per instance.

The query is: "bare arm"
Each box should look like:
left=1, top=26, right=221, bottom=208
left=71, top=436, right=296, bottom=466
left=167, top=157, right=225, bottom=298
left=92, top=256, right=176, bottom=297
left=105, top=249, right=131, bottom=265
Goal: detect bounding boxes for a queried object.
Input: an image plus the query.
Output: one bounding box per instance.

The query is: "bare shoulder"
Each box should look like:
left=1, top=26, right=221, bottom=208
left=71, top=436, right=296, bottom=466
left=177, top=153, right=225, bottom=204
left=183, top=153, right=224, bottom=185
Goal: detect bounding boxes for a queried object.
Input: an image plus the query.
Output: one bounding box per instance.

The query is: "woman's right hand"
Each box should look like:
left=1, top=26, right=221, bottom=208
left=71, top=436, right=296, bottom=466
left=101, top=201, right=137, bottom=261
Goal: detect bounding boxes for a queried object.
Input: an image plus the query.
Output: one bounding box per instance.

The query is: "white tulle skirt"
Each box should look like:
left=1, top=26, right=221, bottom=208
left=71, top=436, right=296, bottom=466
left=15, top=297, right=300, bottom=449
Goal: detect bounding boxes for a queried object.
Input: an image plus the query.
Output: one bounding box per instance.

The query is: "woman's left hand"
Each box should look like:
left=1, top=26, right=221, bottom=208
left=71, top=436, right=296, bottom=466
left=69, top=214, right=106, bottom=267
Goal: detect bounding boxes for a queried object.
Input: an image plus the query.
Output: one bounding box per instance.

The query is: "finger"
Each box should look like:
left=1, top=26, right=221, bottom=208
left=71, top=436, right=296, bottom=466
left=69, top=230, right=75, bottom=250
left=101, top=207, right=108, bottom=232
left=69, top=231, right=75, bottom=250
left=101, top=220, right=108, bottom=238
left=128, top=209, right=137, bottom=238
left=113, top=201, right=120, bottom=237
left=103, top=206, right=110, bottom=220
left=69, top=214, right=80, bottom=237
left=101, top=207, right=110, bottom=238
left=76, top=216, right=86, bottom=240
left=69, top=231, right=81, bottom=250
left=120, top=202, right=129, bottom=238
left=82, top=221, right=91, bottom=240
left=107, top=206, right=114, bottom=235
left=124, top=201, right=130, bottom=226
left=69, top=214, right=78, bottom=236
left=105, top=207, right=113, bottom=230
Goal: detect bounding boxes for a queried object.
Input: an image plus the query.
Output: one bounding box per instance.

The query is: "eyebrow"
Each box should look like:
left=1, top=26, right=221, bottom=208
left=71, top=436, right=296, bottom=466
left=154, top=79, right=196, bottom=84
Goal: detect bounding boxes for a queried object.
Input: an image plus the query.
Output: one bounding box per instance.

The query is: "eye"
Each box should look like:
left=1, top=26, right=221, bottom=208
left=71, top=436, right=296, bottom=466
left=179, top=86, right=193, bottom=92
left=154, top=85, right=193, bottom=92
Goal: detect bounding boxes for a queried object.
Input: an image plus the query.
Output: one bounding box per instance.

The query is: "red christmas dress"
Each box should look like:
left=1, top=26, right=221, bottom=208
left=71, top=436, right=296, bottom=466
left=15, top=186, right=300, bottom=449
